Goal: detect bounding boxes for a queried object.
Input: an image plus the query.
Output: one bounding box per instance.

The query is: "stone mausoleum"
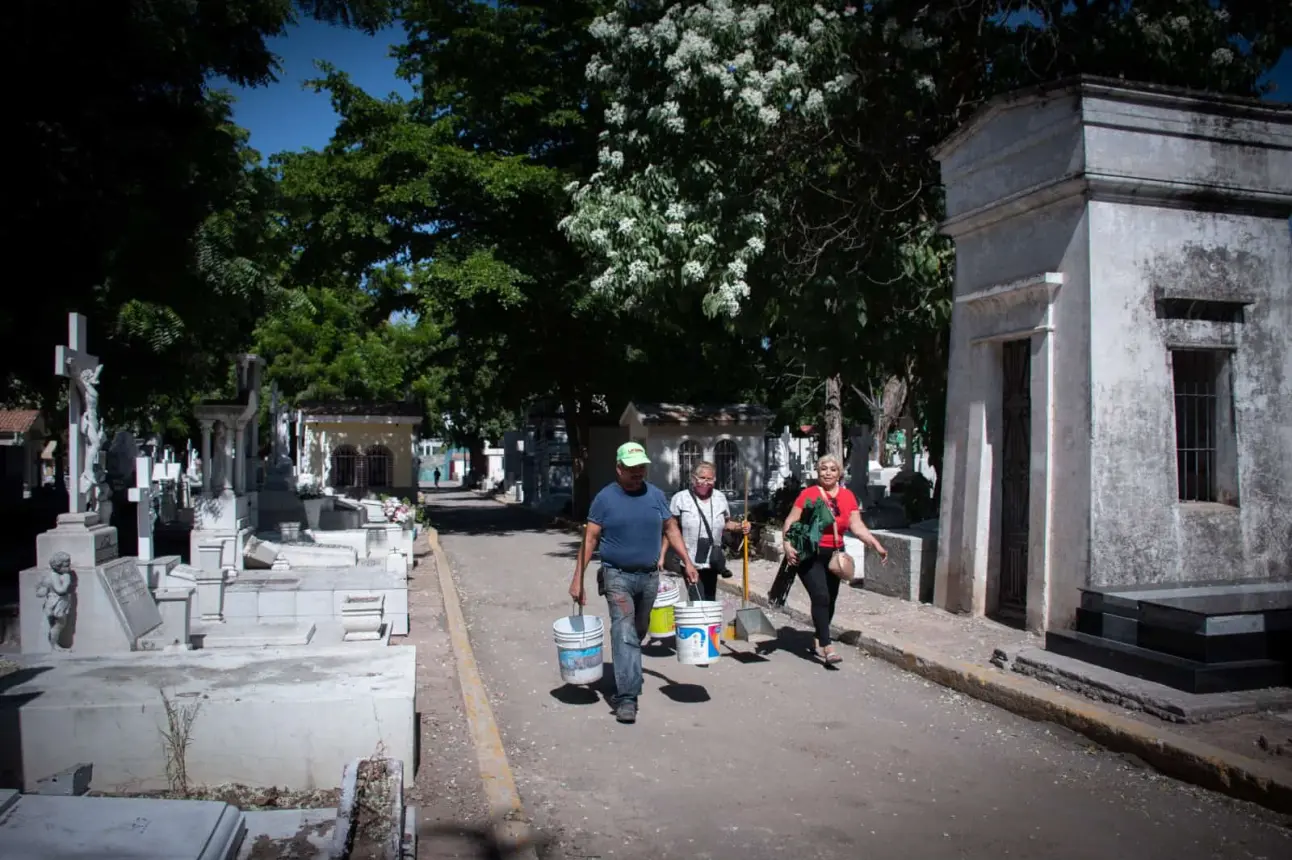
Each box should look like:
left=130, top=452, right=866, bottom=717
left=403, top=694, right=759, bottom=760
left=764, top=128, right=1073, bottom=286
left=929, top=77, right=1290, bottom=690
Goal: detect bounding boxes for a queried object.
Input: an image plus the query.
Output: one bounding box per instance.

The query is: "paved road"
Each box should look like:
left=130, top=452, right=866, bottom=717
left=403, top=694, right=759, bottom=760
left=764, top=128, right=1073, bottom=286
left=427, top=491, right=1290, bottom=860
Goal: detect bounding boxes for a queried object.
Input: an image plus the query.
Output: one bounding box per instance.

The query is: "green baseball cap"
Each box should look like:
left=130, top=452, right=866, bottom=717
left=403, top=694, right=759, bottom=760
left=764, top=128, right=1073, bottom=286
left=616, top=442, right=650, bottom=467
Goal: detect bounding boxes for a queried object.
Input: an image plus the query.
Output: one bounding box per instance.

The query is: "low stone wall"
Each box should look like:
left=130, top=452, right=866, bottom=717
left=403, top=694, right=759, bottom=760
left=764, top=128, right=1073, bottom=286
left=1, top=646, right=416, bottom=792
left=863, top=528, right=937, bottom=603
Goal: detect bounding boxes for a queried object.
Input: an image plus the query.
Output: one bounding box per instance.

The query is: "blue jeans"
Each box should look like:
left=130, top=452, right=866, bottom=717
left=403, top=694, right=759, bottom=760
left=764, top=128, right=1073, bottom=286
left=601, top=564, right=659, bottom=705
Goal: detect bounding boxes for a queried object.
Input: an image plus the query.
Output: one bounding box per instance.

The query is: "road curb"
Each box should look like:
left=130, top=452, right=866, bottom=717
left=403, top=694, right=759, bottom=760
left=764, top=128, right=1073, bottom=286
left=426, top=525, right=540, bottom=859
left=716, top=579, right=1292, bottom=815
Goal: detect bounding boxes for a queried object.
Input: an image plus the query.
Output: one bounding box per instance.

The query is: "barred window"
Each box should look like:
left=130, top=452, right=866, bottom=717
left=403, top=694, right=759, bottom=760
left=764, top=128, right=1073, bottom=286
left=677, top=440, right=702, bottom=490
left=713, top=439, right=740, bottom=495
left=331, top=445, right=359, bottom=488
left=1172, top=349, right=1238, bottom=505
left=365, top=445, right=393, bottom=488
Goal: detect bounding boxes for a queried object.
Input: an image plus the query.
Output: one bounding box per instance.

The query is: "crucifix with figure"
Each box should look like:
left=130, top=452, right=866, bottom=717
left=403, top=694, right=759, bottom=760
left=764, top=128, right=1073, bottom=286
left=54, top=312, right=100, bottom=514
left=128, top=454, right=157, bottom=561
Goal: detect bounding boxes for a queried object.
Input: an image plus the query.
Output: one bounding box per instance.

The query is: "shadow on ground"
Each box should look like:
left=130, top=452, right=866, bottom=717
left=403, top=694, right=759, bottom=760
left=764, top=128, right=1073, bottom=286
left=548, top=661, right=712, bottom=709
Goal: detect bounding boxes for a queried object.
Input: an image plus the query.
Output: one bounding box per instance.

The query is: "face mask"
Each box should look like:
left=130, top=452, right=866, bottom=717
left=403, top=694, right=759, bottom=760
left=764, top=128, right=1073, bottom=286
left=693, top=481, right=714, bottom=498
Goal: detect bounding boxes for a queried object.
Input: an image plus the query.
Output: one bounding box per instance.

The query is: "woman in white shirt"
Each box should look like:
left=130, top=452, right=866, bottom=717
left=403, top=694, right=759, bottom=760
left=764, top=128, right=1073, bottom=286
left=658, top=460, right=750, bottom=600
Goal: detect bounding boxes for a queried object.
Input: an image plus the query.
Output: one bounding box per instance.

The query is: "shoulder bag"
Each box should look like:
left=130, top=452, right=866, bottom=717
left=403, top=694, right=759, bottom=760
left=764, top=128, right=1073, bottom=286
left=688, top=489, right=728, bottom=576
left=819, top=487, right=856, bottom=582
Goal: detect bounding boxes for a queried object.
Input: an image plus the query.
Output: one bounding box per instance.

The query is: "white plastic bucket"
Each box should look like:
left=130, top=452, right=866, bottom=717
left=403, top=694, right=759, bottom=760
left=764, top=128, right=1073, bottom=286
left=654, top=581, right=680, bottom=608
left=674, top=600, right=724, bottom=665
left=553, top=614, right=605, bottom=686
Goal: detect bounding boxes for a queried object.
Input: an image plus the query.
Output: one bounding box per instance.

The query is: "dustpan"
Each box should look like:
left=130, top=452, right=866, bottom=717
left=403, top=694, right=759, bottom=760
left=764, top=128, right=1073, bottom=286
left=733, top=469, right=776, bottom=641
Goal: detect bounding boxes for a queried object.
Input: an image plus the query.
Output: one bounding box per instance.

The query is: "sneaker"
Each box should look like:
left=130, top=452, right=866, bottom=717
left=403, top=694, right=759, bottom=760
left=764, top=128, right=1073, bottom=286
left=615, top=701, right=638, bottom=724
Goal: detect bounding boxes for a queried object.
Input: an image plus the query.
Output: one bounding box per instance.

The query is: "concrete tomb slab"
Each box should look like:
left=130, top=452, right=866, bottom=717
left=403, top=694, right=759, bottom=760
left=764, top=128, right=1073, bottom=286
left=0, top=793, right=246, bottom=860
left=0, top=645, right=416, bottom=792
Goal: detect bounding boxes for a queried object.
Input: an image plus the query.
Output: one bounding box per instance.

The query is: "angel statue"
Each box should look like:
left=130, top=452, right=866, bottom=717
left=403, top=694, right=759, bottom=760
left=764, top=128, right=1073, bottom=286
left=35, top=552, right=76, bottom=650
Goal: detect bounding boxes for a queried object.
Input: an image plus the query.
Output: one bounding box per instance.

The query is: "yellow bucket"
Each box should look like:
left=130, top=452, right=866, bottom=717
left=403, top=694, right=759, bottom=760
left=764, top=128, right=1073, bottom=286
left=648, top=604, right=675, bottom=637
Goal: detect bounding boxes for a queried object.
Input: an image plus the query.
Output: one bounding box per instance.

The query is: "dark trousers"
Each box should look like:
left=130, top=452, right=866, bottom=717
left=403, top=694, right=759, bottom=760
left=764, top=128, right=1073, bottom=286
left=696, top=566, right=719, bottom=602
left=797, top=548, right=842, bottom=647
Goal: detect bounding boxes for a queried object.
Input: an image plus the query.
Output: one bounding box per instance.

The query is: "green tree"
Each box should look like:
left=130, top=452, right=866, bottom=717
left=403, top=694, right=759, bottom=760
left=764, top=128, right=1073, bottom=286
left=8, top=0, right=394, bottom=435
left=562, top=0, right=1290, bottom=489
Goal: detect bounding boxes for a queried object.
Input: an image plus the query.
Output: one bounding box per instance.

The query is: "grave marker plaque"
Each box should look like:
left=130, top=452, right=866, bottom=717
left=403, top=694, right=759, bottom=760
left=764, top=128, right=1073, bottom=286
left=97, top=557, right=162, bottom=644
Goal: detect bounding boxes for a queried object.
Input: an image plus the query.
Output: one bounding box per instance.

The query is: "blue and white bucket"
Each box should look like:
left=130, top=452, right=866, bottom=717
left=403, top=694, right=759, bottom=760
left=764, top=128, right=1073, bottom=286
left=553, top=614, right=605, bottom=686
left=674, top=601, right=724, bottom=665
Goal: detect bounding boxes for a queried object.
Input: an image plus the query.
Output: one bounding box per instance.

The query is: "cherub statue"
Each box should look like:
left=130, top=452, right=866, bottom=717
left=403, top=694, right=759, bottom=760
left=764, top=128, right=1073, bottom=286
left=35, top=551, right=76, bottom=650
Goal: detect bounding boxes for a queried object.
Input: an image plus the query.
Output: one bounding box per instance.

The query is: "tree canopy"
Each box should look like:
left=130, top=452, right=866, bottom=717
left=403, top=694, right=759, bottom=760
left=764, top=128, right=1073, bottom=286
left=13, top=0, right=1289, bottom=502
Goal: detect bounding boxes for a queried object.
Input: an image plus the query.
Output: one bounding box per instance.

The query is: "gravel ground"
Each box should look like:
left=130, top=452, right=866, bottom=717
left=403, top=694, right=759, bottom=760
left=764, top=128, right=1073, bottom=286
left=428, top=490, right=1292, bottom=860
left=397, top=528, right=491, bottom=859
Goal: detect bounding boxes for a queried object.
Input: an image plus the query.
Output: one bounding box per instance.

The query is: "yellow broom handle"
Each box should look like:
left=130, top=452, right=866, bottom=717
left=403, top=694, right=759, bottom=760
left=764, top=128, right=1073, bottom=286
left=742, top=469, right=750, bottom=602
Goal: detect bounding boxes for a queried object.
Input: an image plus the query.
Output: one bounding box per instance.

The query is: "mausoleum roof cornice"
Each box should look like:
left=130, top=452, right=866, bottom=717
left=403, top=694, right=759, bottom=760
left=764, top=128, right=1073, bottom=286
left=932, top=74, right=1291, bottom=164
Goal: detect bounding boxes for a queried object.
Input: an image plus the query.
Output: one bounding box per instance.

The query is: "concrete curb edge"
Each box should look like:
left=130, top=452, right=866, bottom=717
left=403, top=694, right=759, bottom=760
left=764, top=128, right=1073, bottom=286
left=477, top=493, right=1292, bottom=815
left=715, top=579, right=1292, bottom=815
left=426, top=525, right=541, bottom=859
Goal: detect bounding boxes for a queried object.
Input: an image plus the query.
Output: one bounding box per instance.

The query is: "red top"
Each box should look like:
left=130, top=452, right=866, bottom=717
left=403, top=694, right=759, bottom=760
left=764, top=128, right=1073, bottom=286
left=793, top=486, right=860, bottom=549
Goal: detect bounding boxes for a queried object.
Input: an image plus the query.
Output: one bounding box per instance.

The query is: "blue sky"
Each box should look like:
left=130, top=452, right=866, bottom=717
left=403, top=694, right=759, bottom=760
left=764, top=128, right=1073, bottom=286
left=221, top=20, right=1290, bottom=161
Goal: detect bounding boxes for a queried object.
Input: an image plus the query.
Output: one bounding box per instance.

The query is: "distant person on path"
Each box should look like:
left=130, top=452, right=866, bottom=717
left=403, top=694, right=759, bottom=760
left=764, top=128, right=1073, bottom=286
left=781, top=454, right=888, bottom=665
left=659, top=461, right=750, bottom=601
left=433, top=467, right=441, bottom=488
left=569, top=442, right=698, bottom=724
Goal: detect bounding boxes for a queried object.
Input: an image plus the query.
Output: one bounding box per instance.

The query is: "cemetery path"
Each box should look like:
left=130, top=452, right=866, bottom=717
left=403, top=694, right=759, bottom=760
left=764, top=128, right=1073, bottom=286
left=397, top=528, right=490, bottom=857
left=426, top=490, right=1292, bottom=860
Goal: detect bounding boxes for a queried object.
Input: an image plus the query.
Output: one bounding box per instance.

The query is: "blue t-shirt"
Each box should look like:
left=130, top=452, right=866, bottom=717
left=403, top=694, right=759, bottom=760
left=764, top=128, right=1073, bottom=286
left=588, top=481, right=672, bottom=570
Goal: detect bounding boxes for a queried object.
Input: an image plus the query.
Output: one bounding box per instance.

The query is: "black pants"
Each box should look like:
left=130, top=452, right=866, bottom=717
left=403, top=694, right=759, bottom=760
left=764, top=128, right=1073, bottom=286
left=797, top=548, right=842, bottom=647
left=696, top=566, right=719, bottom=602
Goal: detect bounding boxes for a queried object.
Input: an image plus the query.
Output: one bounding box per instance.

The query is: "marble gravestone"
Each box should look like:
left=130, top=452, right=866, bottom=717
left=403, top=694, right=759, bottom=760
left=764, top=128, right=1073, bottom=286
left=0, top=790, right=246, bottom=860
left=99, top=557, right=163, bottom=646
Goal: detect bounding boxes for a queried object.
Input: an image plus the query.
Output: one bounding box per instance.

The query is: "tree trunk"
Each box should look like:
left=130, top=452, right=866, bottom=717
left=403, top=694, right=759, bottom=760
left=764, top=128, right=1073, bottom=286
left=561, top=395, right=592, bottom=520
left=824, top=373, right=843, bottom=460
left=871, top=376, right=909, bottom=467
left=468, top=435, right=487, bottom=488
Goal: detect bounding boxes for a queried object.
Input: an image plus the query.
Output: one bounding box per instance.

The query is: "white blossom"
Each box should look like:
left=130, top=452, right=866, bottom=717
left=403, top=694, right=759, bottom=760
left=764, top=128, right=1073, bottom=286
left=1211, top=47, right=1234, bottom=65
left=563, top=0, right=850, bottom=316
left=627, top=259, right=650, bottom=282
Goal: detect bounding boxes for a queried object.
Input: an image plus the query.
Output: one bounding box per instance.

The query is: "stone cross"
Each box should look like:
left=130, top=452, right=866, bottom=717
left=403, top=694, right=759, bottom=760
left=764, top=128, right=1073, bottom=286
left=127, top=454, right=157, bottom=561
left=53, top=312, right=100, bottom=514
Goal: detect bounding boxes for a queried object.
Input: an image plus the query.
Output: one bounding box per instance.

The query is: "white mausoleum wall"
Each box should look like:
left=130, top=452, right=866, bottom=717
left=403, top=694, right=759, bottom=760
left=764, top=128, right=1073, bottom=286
left=932, top=77, right=1292, bottom=633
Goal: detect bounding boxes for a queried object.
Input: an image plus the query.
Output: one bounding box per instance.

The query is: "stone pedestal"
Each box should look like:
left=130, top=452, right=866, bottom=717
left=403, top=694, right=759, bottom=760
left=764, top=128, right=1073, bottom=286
left=195, top=567, right=228, bottom=623
left=193, top=490, right=248, bottom=531
left=140, top=586, right=194, bottom=651
left=341, top=595, right=385, bottom=642
left=35, top=512, right=118, bottom=571
left=139, top=555, right=181, bottom=590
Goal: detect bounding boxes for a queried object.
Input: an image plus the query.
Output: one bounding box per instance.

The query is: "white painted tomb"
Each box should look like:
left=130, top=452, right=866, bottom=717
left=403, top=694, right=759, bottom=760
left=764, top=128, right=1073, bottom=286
left=0, top=790, right=246, bottom=860
left=0, top=645, right=416, bottom=793
left=931, top=76, right=1292, bottom=633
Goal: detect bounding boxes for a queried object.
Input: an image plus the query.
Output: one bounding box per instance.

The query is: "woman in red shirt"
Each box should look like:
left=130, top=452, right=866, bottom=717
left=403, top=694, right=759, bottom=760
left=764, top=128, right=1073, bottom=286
left=781, top=454, right=888, bottom=664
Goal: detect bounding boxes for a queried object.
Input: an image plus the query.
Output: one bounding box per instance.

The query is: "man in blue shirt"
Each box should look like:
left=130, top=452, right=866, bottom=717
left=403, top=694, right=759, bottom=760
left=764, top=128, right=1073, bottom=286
left=569, top=442, right=698, bottom=723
